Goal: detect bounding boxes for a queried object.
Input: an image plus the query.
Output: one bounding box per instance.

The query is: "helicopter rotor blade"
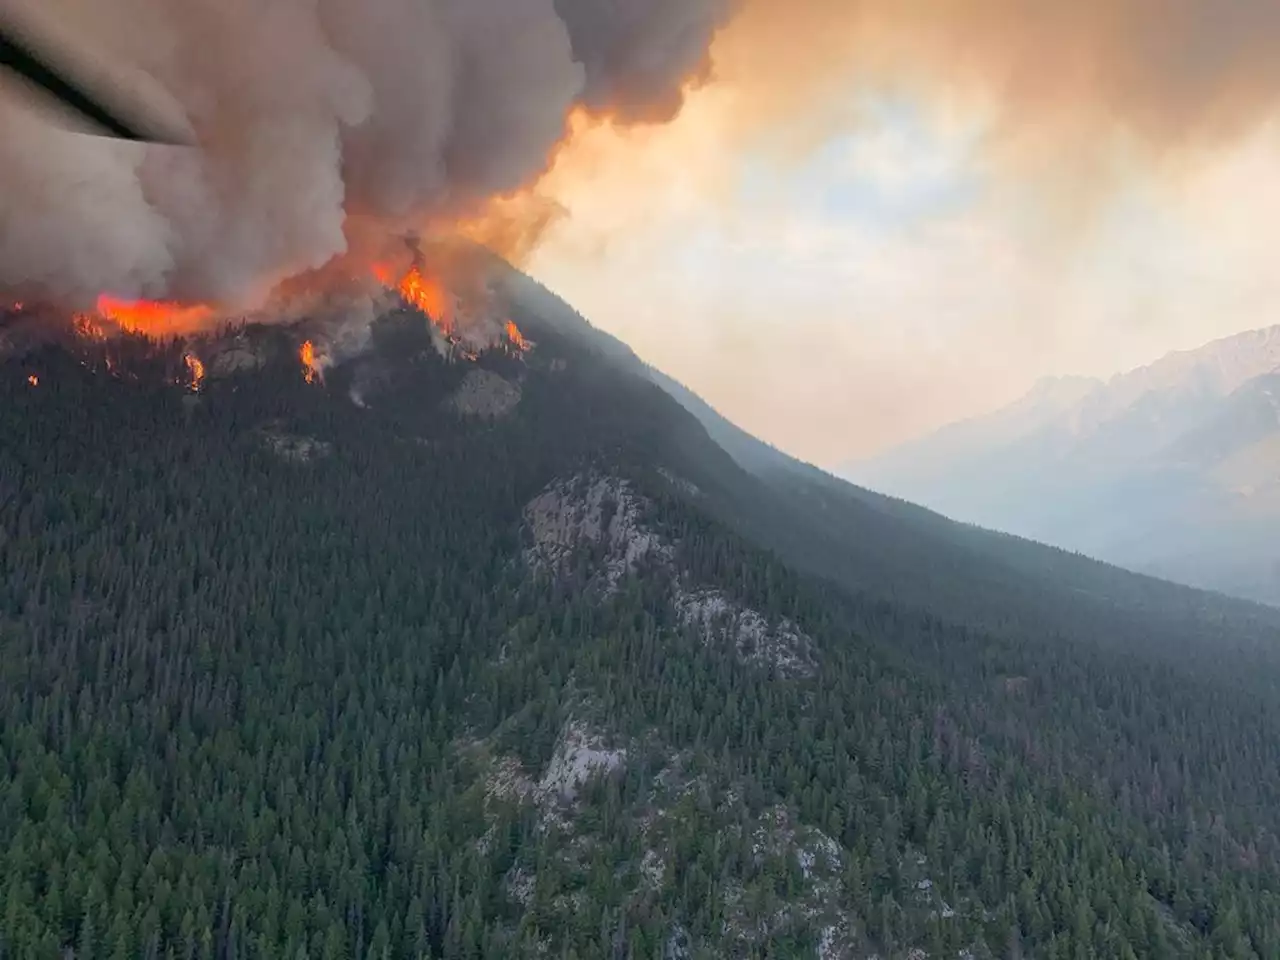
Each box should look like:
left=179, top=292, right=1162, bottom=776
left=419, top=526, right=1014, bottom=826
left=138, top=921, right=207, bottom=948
left=0, top=23, right=168, bottom=143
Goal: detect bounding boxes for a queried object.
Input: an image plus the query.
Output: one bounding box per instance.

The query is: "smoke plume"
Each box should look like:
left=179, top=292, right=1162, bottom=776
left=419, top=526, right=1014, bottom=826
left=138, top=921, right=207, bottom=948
left=0, top=0, right=731, bottom=310
left=5, top=0, right=1280, bottom=317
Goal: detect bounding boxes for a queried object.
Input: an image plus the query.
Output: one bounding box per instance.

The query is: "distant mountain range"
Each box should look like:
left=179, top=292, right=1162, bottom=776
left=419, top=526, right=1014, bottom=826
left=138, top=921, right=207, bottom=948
left=846, top=324, right=1280, bottom=605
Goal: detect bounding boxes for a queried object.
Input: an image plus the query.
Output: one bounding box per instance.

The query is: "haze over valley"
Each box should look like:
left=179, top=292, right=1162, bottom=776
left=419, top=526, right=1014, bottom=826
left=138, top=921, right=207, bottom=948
left=848, top=324, right=1280, bottom=606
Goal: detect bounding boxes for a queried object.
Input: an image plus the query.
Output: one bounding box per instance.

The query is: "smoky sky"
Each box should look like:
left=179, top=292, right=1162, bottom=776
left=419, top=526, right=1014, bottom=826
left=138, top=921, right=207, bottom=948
left=712, top=0, right=1280, bottom=167
left=4, top=0, right=1280, bottom=314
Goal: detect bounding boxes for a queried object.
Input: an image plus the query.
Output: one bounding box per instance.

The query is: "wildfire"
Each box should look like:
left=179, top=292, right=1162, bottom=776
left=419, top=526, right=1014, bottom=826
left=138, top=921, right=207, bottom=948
left=26, top=374, right=38, bottom=387
left=183, top=353, right=205, bottom=392
left=300, top=340, right=321, bottom=385
left=96, top=296, right=215, bottom=336
left=386, top=264, right=455, bottom=336
left=73, top=313, right=109, bottom=341
left=505, top=320, right=531, bottom=353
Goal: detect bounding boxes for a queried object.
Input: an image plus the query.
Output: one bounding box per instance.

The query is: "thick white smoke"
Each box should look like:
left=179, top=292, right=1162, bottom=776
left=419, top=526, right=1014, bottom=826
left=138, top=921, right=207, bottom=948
left=0, top=0, right=731, bottom=309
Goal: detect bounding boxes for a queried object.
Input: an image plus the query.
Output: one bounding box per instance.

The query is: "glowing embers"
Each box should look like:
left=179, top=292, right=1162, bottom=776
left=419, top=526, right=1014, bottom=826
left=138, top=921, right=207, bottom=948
left=72, top=313, right=109, bottom=341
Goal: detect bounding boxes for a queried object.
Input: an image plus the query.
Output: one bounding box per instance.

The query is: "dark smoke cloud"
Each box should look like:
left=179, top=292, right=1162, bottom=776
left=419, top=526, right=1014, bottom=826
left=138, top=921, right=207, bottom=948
left=554, top=0, right=731, bottom=122
left=0, top=0, right=731, bottom=309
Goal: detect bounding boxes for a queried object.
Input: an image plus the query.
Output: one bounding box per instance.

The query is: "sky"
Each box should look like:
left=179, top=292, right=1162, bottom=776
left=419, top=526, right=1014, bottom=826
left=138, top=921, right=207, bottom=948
left=523, top=74, right=1280, bottom=469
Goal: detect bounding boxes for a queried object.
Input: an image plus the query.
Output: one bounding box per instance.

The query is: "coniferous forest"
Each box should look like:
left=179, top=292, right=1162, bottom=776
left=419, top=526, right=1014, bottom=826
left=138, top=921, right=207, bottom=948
left=2, top=283, right=1280, bottom=959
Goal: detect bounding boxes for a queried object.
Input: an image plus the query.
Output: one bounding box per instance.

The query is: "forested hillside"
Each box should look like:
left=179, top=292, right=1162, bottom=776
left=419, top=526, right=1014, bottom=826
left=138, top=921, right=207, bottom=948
left=2, top=280, right=1280, bottom=959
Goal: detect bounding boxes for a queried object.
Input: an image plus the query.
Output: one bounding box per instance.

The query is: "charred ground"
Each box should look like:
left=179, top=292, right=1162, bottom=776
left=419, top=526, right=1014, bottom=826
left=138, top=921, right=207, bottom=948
left=1, top=275, right=1279, bottom=958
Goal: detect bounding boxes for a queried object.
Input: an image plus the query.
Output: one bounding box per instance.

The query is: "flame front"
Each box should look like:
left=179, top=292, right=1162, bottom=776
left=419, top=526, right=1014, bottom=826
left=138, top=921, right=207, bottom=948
left=26, top=374, right=38, bottom=387
left=97, top=296, right=215, bottom=336
left=300, top=340, right=321, bottom=385
left=184, top=354, right=206, bottom=392
left=390, top=265, right=455, bottom=336
left=505, top=320, right=531, bottom=352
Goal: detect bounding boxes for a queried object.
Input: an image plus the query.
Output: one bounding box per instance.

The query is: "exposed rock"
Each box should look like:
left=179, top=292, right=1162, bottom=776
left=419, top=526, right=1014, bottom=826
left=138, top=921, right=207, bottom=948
left=674, top=587, right=818, bottom=678
left=640, top=849, right=667, bottom=890
left=479, top=720, right=626, bottom=827
left=523, top=475, right=820, bottom=678
left=207, top=336, right=267, bottom=376
left=524, top=475, right=671, bottom=593
left=483, top=754, right=539, bottom=808
left=539, top=722, right=626, bottom=802
left=717, top=804, right=859, bottom=955
left=663, top=924, right=691, bottom=960
left=504, top=867, right=536, bottom=907
left=450, top=368, right=522, bottom=418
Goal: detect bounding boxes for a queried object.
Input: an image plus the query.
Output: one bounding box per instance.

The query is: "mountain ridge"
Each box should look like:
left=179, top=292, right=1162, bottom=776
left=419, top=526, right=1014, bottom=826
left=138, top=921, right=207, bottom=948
left=848, top=322, right=1280, bottom=605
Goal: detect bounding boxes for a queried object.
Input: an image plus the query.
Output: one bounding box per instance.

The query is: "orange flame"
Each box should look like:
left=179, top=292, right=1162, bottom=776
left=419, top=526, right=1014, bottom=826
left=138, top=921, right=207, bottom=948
left=183, top=353, right=205, bottom=392
left=96, top=295, right=214, bottom=336
left=505, top=319, right=531, bottom=353
left=26, top=374, right=38, bottom=387
left=392, top=264, right=455, bottom=336
left=73, top=313, right=109, bottom=341
left=300, top=340, right=321, bottom=385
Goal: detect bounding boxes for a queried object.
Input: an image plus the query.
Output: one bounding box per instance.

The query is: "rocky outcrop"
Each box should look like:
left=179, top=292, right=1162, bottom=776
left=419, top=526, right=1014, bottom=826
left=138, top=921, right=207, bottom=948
left=258, top=424, right=332, bottom=462
left=523, top=475, right=671, bottom=594
left=674, top=587, right=818, bottom=678
left=523, top=473, right=821, bottom=678
left=450, top=368, right=522, bottom=418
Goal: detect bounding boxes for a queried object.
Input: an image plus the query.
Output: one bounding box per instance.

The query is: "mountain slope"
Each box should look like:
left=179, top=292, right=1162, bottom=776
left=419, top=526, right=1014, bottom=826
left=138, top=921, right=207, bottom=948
left=848, top=325, right=1280, bottom=605
left=1, top=274, right=1279, bottom=958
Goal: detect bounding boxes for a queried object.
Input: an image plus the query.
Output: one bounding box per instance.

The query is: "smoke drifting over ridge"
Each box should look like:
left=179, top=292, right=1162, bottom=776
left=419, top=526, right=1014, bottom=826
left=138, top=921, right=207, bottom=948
left=5, top=0, right=1280, bottom=318
left=0, top=0, right=730, bottom=310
